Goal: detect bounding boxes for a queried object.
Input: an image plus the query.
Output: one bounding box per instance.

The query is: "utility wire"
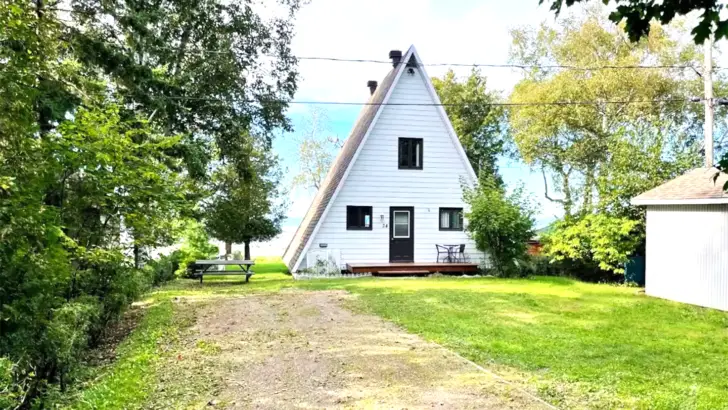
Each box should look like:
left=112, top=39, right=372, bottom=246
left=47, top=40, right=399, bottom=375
left=1, top=78, right=696, bottom=107
left=46, top=8, right=706, bottom=73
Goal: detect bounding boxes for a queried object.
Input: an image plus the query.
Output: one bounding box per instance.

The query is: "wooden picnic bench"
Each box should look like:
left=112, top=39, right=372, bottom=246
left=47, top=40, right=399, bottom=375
left=192, top=259, right=255, bottom=283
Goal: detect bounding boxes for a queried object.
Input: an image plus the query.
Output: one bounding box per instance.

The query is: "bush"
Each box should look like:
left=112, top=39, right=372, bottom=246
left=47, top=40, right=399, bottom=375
left=174, top=221, right=219, bottom=278
left=528, top=253, right=622, bottom=282
left=465, top=177, right=536, bottom=277
left=543, top=214, right=642, bottom=275
left=147, top=251, right=183, bottom=286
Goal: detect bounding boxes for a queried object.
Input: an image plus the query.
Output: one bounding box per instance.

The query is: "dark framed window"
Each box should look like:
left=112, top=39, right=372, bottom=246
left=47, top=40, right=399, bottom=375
left=439, top=208, right=463, bottom=231
left=398, top=138, right=423, bottom=169
left=347, top=206, right=373, bottom=230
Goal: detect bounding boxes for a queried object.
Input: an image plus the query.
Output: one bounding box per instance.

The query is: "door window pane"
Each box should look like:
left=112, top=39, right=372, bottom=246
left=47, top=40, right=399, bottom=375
left=394, top=224, right=408, bottom=237
left=393, top=211, right=410, bottom=238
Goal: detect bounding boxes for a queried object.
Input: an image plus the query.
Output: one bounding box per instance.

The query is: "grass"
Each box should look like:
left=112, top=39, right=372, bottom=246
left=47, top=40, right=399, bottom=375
left=223, top=255, right=288, bottom=274
left=73, top=258, right=728, bottom=409
left=64, top=300, right=195, bottom=409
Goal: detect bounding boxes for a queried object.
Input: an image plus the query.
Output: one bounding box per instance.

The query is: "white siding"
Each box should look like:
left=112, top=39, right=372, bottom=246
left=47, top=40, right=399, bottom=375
left=646, top=204, right=728, bottom=311
left=302, top=66, right=484, bottom=268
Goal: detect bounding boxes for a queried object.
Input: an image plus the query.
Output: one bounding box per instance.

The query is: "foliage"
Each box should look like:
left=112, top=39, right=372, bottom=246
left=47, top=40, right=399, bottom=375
left=291, top=108, right=342, bottom=190
left=175, top=221, right=220, bottom=277
left=0, top=0, right=300, bottom=405
left=543, top=214, right=642, bottom=273
left=433, top=69, right=507, bottom=181
left=204, top=145, right=287, bottom=260
left=510, top=9, right=702, bottom=218
left=146, top=251, right=184, bottom=286
left=541, top=0, right=727, bottom=44
left=509, top=8, right=702, bottom=272
left=465, top=176, right=536, bottom=276
left=66, top=0, right=302, bottom=169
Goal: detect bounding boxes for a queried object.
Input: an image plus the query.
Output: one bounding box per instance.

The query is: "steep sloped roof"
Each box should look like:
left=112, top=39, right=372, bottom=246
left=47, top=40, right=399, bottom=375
left=282, top=58, right=403, bottom=270
left=632, top=167, right=728, bottom=205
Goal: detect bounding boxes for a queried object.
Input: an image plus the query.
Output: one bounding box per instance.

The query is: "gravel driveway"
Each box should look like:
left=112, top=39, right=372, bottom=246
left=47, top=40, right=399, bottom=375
left=162, top=291, right=552, bottom=409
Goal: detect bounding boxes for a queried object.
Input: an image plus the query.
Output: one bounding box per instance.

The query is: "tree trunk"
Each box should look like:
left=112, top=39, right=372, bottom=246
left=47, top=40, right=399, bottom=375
left=225, top=242, right=232, bottom=259
left=133, top=244, right=141, bottom=269
left=244, top=240, right=251, bottom=261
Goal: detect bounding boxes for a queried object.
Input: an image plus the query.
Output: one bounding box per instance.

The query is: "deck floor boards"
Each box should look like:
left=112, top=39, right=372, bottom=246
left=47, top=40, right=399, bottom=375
left=346, top=262, right=478, bottom=275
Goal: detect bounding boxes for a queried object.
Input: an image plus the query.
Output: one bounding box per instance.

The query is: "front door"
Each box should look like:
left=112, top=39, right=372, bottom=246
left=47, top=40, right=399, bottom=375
left=389, top=207, right=414, bottom=262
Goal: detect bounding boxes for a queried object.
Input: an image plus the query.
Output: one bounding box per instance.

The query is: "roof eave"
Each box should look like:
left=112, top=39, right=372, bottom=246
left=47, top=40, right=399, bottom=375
left=631, top=198, right=728, bottom=205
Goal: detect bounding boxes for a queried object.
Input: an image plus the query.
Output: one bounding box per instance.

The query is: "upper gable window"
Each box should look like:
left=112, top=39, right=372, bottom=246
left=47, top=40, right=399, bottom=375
left=398, top=138, right=423, bottom=170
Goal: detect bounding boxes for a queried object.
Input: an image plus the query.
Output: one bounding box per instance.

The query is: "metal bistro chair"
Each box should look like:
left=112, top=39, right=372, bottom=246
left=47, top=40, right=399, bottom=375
left=455, top=244, right=468, bottom=263
left=436, top=244, right=451, bottom=263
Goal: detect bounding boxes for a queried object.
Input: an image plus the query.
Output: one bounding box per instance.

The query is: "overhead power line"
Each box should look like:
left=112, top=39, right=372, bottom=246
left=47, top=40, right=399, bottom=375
left=288, top=56, right=701, bottom=72
left=4, top=77, right=696, bottom=108
left=45, top=8, right=705, bottom=73
left=85, top=92, right=696, bottom=107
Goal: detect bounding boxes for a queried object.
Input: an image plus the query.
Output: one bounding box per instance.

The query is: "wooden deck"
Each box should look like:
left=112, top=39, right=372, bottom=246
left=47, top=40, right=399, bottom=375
left=346, top=262, right=478, bottom=275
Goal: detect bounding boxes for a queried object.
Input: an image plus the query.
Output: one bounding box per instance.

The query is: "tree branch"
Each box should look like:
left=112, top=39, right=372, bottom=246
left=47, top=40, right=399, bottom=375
left=541, top=167, right=566, bottom=204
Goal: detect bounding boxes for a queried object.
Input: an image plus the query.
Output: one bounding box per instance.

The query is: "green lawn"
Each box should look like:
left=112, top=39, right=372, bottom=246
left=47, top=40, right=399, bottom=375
left=72, top=258, right=728, bottom=409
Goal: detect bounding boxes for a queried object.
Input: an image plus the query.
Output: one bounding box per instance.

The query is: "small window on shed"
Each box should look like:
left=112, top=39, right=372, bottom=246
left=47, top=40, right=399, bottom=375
left=439, top=208, right=463, bottom=231
left=347, top=206, right=373, bottom=230
left=398, top=138, right=423, bottom=169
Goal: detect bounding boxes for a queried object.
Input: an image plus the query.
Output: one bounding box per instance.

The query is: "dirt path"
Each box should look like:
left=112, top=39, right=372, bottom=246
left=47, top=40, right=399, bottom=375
left=159, top=291, right=551, bottom=409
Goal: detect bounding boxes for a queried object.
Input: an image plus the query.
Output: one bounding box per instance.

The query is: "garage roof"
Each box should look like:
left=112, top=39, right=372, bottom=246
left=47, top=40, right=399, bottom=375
left=632, top=167, right=728, bottom=205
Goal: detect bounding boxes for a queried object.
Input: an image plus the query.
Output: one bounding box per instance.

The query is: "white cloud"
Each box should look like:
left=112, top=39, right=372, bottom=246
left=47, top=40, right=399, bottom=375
left=290, top=0, right=554, bottom=106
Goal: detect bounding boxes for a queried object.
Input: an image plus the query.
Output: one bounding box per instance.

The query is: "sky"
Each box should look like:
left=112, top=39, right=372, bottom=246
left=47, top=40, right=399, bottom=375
left=246, top=0, right=725, bottom=258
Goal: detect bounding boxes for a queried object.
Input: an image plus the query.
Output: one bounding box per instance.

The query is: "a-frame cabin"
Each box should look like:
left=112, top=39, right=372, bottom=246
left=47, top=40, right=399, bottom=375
left=283, top=45, right=484, bottom=274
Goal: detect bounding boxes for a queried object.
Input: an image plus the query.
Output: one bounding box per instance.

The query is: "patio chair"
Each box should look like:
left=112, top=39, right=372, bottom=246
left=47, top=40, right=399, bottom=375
left=435, top=244, right=451, bottom=263
left=455, top=244, right=468, bottom=263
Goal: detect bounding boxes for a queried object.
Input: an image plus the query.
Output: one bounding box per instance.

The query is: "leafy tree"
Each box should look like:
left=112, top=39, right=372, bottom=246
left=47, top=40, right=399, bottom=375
left=292, top=108, right=342, bottom=190
left=509, top=8, right=703, bottom=272
left=510, top=9, right=702, bottom=218
left=205, top=146, right=287, bottom=260
left=433, top=69, right=507, bottom=182
left=465, top=176, right=536, bottom=276
left=541, top=0, right=726, bottom=44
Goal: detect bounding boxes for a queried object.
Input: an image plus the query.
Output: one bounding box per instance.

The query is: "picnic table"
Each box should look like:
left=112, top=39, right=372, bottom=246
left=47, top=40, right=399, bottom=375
left=192, top=259, right=255, bottom=283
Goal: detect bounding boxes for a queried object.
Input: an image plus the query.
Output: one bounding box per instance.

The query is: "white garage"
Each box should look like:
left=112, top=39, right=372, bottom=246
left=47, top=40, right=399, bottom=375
left=632, top=167, right=728, bottom=311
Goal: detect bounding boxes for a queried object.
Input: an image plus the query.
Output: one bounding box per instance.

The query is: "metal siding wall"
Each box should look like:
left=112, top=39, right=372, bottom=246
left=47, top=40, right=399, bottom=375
left=646, top=205, right=728, bottom=311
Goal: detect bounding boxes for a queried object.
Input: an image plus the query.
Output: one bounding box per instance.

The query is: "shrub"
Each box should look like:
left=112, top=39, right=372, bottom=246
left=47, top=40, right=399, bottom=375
left=147, top=251, right=183, bottom=286
left=543, top=214, right=642, bottom=274
left=174, top=221, right=219, bottom=278
left=465, top=176, right=536, bottom=277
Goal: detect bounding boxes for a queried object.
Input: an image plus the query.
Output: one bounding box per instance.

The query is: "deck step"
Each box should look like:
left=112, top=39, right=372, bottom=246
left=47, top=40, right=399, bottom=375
left=376, top=270, right=430, bottom=275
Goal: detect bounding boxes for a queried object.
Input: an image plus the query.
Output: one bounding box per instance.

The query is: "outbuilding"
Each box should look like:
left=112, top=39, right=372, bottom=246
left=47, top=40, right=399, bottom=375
left=632, top=167, right=728, bottom=311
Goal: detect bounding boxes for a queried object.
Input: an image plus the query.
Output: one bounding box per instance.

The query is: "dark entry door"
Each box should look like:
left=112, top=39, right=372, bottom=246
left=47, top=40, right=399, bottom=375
left=389, top=207, right=414, bottom=262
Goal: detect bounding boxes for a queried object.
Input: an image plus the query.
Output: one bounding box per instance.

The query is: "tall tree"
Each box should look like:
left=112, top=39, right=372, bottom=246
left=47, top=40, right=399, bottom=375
left=433, top=69, right=507, bottom=182
left=509, top=8, right=702, bottom=218
left=540, top=0, right=727, bottom=44
left=204, top=145, right=287, bottom=260
left=509, top=8, right=704, bottom=272
left=292, top=108, right=342, bottom=191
